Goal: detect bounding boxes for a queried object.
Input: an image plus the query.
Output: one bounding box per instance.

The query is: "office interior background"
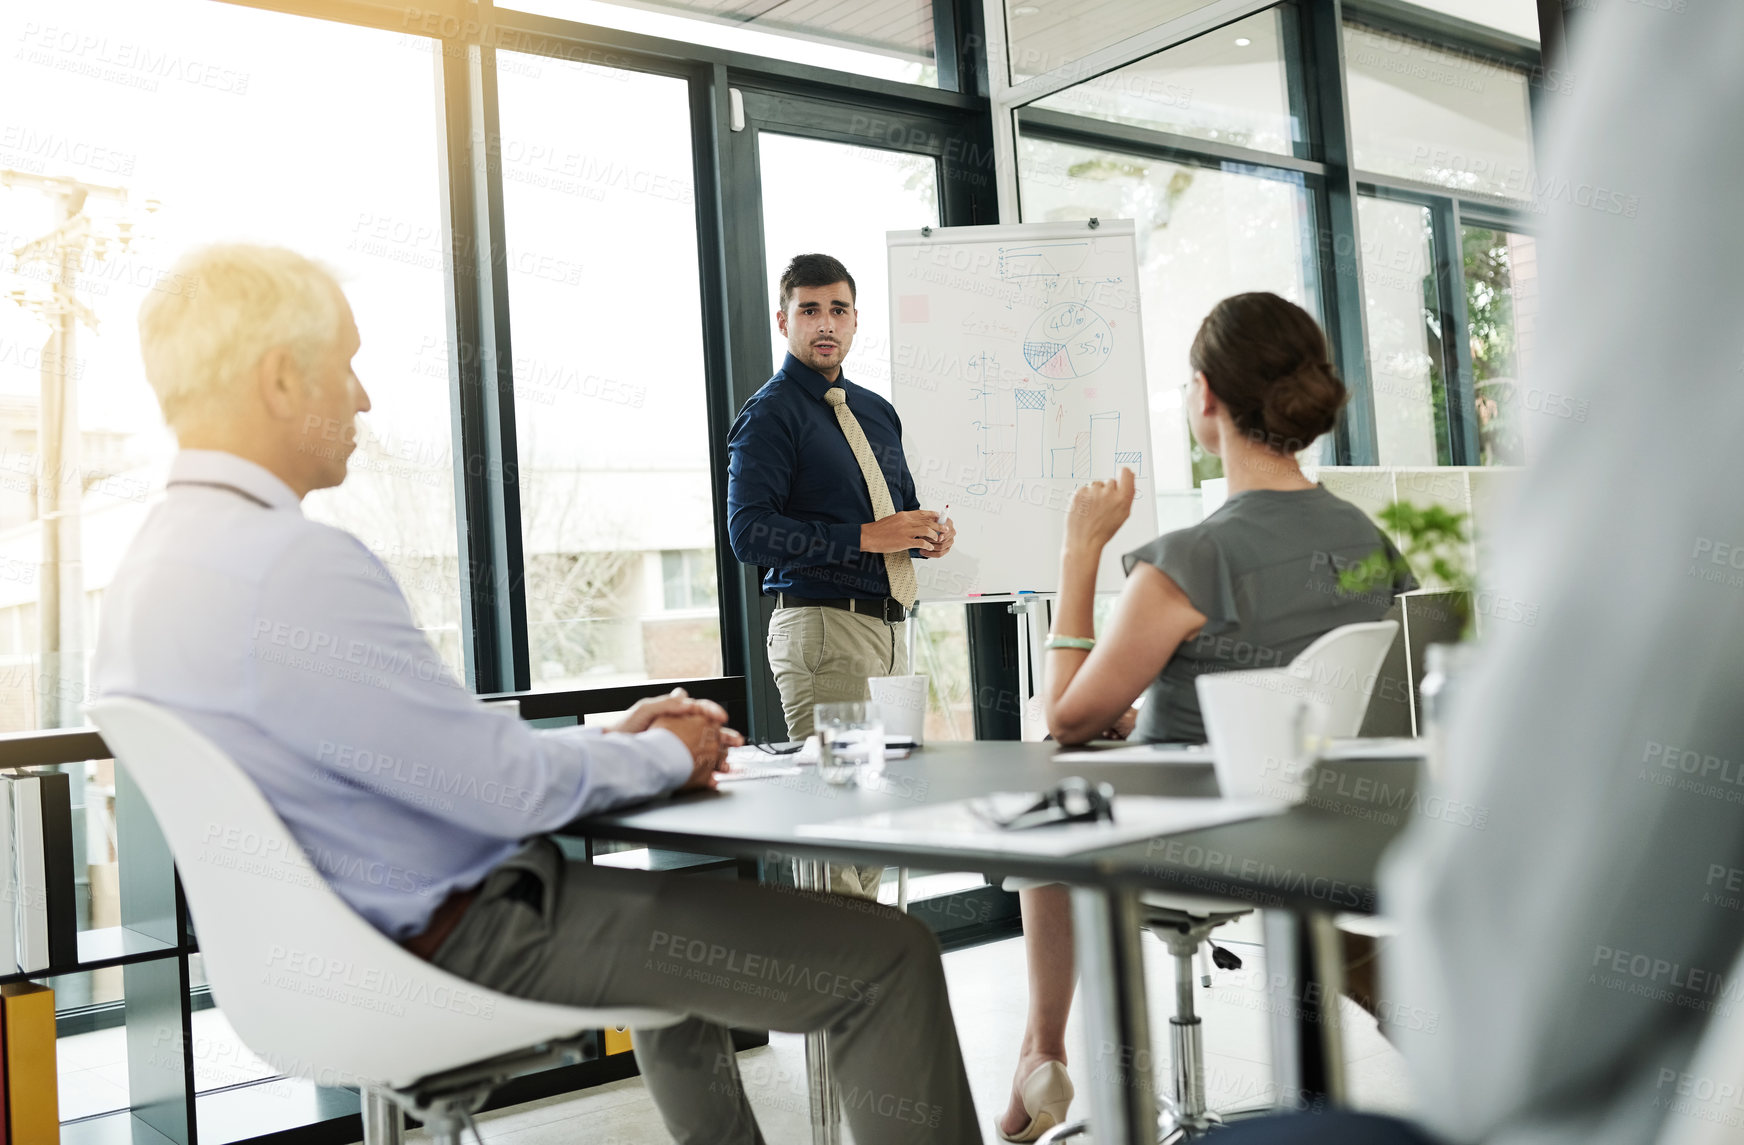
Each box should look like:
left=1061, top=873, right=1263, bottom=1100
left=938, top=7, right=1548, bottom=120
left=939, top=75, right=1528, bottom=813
left=0, top=0, right=1578, bottom=1139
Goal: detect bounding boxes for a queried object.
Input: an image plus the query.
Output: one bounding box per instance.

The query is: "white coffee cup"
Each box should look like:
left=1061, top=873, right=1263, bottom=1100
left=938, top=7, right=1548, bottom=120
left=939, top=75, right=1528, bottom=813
left=867, top=675, right=928, bottom=744
left=1196, top=668, right=1331, bottom=803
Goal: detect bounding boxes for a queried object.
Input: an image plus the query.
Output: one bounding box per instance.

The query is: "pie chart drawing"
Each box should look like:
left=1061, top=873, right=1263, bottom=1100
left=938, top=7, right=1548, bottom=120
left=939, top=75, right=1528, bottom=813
left=1022, top=303, right=1114, bottom=379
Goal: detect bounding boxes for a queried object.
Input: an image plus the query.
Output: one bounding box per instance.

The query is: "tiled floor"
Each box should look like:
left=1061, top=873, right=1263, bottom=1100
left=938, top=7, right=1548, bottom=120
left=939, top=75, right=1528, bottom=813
left=401, top=923, right=1411, bottom=1144
left=59, top=921, right=1415, bottom=1141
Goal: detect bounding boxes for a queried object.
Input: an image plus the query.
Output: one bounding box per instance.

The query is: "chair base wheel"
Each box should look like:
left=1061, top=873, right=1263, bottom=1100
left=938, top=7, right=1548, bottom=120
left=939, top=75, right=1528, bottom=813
left=1159, top=1104, right=1220, bottom=1141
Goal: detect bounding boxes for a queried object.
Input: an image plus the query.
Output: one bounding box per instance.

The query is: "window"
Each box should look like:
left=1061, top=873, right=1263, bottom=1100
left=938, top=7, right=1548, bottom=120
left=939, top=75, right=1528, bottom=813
left=1017, top=136, right=1317, bottom=500
left=0, top=0, right=460, bottom=733
left=1030, top=8, right=1298, bottom=157
left=1463, top=223, right=1536, bottom=465
left=757, top=133, right=940, bottom=400
left=1343, top=23, right=1535, bottom=200
left=3, top=1, right=462, bottom=1122
left=753, top=127, right=980, bottom=740
left=1005, top=0, right=1223, bottom=83
left=1359, top=196, right=1448, bottom=467
left=495, top=56, right=723, bottom=689
left=912, top=603, right=974, bottom=741
left=1407, top=0, right=1541, bottom=41
left=506, top=0, right=941, bottom=86
left=660, top=549, right=717, bottom=611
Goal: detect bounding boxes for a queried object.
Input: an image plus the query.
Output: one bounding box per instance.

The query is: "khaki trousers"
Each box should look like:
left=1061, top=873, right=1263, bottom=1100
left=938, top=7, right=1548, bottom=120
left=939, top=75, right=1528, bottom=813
left=432, top=839, right=981, bottom=1145
left=767, top=604, right=908, bottom=900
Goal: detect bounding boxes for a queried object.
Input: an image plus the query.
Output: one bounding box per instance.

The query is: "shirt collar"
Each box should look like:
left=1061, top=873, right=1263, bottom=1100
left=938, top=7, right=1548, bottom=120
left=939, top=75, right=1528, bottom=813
left=780, top=352, right=852, bottom=402
left=167, top=450, right=303, bottom=513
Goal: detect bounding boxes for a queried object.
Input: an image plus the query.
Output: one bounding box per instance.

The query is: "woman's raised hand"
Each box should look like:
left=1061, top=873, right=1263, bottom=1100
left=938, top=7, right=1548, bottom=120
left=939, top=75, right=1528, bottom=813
left=1064, top=467, right=1137, bottom=553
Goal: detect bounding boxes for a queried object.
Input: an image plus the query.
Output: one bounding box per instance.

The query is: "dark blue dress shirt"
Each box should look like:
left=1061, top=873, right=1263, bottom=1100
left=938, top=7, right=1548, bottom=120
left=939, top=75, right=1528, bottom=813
left=727, top=353, right=920, bottom=599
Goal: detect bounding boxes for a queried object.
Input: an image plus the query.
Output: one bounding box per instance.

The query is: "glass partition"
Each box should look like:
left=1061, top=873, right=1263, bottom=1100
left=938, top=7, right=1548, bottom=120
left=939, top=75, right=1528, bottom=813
left=1017, top=136, right=1317, bottom=501
left=1358, top=196, right=1447, bottom=467
left=0, top=0, right=460, bottom=720
left=757, top=133, right=940, bottom=401
left=1005, top=0, right=1221, bottom=83
left=496, top=56, right=723, bottom=689
left=1344, top=23, right=1535, bottom=200
left=1407, top=0, right=1540, bottom=41
left=1463, top=223, right=1537, bottom=465
left=1031, top=8, right=1297, bottom=156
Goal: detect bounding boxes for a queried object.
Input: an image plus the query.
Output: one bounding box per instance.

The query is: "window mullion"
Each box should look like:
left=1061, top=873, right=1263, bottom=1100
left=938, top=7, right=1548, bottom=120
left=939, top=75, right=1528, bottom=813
left=1432, top=197, right=1480, bottom=466
left=1304, top=0, right=1377, bottom=465
left=435, top=41, right=530, bottom=693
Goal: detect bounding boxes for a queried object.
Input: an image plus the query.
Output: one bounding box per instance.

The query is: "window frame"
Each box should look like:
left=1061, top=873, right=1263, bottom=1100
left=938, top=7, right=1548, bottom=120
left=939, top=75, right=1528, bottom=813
left=985, top=0, right=1544, bottom=469
left=183, top=0, right=1542, bottom=718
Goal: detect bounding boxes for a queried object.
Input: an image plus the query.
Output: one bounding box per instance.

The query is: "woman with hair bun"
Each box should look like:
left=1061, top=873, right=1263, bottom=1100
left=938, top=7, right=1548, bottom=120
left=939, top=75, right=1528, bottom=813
left=996, top=293, right=1415, bottom=1142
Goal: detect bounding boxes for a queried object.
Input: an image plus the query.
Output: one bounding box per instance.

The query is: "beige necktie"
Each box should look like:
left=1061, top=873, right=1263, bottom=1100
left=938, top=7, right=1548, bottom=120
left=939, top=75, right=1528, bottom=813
left=823, top=386, right=917, bottom=609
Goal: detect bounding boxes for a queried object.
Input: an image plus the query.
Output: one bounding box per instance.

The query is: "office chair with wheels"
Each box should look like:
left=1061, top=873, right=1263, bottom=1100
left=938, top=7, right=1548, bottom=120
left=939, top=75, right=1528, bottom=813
left=1042, top=620, right=1403, bottom=1143
left=87, top=697, right=684, bottom=1145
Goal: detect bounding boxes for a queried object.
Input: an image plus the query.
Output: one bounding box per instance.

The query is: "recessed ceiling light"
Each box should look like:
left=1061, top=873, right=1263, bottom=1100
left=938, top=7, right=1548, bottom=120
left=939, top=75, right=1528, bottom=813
left=1014, top=5, right=1040, bottom=14
left=1234, top=36, right=1252, bottom=46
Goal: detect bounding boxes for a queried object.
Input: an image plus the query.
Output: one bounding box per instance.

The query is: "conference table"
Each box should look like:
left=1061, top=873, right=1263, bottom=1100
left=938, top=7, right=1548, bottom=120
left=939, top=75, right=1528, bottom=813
left=568, top=740, right=1422, bottom=1145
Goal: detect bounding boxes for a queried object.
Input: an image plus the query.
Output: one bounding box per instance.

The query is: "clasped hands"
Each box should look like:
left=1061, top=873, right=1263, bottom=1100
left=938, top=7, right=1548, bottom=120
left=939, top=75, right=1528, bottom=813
left=862, top=509, right=956, bottom=556
left=613, top=687, right=745, bottom=792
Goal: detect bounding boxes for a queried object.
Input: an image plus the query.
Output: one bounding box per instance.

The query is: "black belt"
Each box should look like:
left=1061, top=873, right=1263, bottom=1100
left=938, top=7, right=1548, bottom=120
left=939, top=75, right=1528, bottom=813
left=775, top=593, right=908, bottom=623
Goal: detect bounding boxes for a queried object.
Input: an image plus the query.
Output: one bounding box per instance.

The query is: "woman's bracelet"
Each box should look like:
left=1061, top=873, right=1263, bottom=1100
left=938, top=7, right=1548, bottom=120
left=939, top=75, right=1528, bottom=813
left=1045, top=635, right=1096, bottom=651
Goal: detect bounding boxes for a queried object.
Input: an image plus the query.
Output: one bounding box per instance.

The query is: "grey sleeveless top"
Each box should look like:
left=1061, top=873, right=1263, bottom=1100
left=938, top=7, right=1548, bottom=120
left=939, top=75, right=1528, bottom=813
left=1123, top=485, right=1416, bottom=744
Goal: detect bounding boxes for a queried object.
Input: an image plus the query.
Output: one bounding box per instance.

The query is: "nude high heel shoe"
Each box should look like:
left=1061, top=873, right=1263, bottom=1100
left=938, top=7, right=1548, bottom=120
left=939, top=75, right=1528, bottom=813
left=998, top=1060, right=1074, bottom=1143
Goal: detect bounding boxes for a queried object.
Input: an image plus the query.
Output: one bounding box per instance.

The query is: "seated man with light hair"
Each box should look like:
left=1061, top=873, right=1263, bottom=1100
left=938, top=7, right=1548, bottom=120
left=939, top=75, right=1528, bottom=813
left=93, top=244, right=982, bottom=1145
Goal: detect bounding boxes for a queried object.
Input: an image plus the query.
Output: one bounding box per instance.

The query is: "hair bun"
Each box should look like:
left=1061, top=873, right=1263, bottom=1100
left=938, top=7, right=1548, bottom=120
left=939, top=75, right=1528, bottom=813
left=1259, top=360, right=1345, bottom=452
left=1188, top=293, right=1347, bottom=456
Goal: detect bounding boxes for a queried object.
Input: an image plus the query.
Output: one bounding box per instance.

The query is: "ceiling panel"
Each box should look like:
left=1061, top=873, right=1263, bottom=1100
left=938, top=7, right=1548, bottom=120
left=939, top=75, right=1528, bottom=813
left=614, top=0, right=935, bottom=60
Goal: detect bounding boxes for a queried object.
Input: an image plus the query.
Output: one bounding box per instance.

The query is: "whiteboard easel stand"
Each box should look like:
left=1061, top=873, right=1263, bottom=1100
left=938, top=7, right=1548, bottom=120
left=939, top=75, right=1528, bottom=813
left=1010, top=595, right=1051, bottom=741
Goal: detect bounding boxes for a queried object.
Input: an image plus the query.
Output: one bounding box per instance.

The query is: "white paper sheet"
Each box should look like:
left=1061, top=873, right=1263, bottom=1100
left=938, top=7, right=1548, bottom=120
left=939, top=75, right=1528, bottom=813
left=794, top=794, right=1284, bottom=857
left=718, top=762, right=806, bottom=783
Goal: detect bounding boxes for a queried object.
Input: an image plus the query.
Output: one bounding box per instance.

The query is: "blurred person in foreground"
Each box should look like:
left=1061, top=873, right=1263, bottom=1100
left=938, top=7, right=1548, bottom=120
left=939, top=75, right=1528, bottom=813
left=92, top=243, right=983, bottom=1145
left=1203, top=2, right=1744, bottom=1142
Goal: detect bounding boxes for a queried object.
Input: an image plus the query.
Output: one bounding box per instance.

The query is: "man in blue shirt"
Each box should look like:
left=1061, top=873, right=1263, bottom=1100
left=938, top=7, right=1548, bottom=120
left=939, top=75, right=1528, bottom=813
left=727, top=254, right=956, bottom=751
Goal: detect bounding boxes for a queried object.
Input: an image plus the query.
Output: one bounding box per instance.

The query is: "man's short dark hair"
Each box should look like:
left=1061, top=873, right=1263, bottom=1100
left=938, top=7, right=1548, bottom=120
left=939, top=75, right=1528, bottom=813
left=778, top=253, right=856, bottom=312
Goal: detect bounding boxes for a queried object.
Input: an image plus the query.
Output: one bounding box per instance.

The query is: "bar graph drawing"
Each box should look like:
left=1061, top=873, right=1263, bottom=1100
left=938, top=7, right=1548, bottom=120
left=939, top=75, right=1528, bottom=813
left=888, top=221, right=1156, bottom=598
left=966, top=385, right=1139, bottom=490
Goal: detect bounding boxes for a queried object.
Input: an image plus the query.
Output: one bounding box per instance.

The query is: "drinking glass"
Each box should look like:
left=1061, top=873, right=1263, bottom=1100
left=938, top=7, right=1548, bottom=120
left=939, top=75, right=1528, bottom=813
left=814, top=701, right=885, bottom=786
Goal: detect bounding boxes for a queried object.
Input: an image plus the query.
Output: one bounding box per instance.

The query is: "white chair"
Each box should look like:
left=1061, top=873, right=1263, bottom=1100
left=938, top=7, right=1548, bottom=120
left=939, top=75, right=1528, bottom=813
left=87, top=698, right=684, bottom=1145
left=1285, top=621, right=1403, bottom=738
